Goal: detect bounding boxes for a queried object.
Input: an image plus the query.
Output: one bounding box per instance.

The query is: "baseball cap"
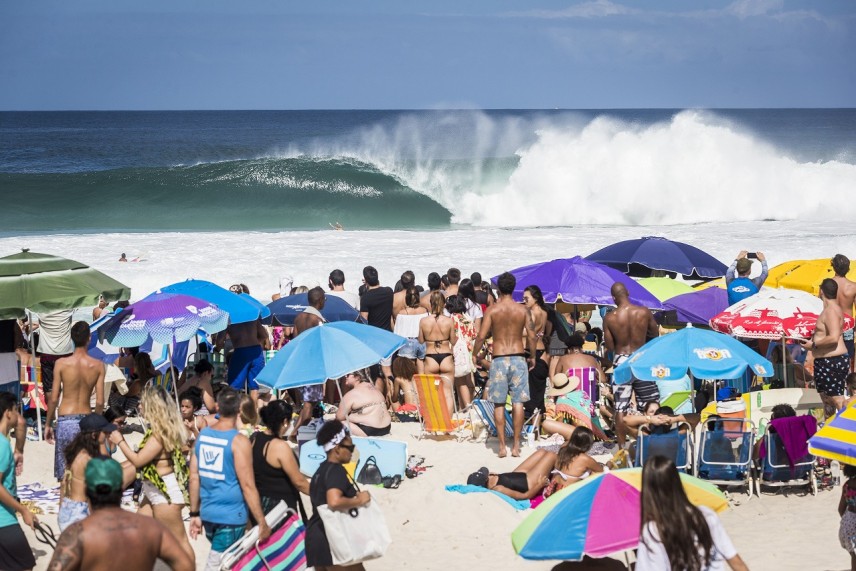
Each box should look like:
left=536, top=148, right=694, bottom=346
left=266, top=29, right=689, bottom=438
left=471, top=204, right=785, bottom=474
left=85, top=457, right=124, bottom=494
left=467, top=466, right=489, bottom=487
left=79, top=413, right=118, bottom=434
left=736, top=258, right=753, bottom=274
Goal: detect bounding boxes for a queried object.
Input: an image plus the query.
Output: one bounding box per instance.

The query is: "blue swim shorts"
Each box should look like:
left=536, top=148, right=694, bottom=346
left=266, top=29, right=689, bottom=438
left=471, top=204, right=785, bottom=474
left=486, top=356, right=530, bottom=405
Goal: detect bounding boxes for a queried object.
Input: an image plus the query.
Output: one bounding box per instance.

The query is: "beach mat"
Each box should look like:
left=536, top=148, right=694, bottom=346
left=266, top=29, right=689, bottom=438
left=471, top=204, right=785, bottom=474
left=445, top=484, right=530, bottom=510
left=17, top=483, right=136, bottom=514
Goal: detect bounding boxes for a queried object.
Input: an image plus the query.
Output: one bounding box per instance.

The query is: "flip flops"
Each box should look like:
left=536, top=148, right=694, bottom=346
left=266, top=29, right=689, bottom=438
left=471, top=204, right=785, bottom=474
left=381, top=475, right=402, bottom=489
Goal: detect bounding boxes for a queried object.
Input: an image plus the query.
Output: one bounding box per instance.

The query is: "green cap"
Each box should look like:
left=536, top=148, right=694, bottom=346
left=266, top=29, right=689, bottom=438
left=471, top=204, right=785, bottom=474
left=85, top=457, right=123, bottom=494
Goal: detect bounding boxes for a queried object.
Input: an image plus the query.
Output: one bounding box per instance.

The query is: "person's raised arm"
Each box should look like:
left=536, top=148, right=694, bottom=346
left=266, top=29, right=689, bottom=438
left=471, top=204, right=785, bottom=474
left=233, top=434, right=271, bottom=541
left=158, top=521, right=195, bottom=571
left=753, top=251, right=768, bottom=288
left=47, top=521, right=83, bottom=571
left=44, top=362, right=63, bottom=443
left=109, top=431, right=164, bottom=468
left=94, top=363, right=106, bottom=415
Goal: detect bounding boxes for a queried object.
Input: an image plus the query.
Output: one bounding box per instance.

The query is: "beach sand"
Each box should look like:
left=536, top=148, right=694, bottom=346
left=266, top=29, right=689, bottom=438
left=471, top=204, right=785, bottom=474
left=17, top=421, right=848, bottom=571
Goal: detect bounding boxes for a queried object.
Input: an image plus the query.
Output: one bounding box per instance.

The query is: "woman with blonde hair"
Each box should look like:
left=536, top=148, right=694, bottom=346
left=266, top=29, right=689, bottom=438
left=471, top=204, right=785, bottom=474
left=109, top=385, right=194, bottom=564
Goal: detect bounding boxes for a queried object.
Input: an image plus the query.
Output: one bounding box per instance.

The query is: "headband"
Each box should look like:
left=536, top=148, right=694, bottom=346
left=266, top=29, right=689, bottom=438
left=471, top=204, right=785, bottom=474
left=323, top=426, right=350, bottom=452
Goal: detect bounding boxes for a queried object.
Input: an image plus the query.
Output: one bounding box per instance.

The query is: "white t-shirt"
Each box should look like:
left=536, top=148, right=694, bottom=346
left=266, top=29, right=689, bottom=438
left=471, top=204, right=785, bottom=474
left=635, top=506, right=737, bottom=571
left=327, top=290, right=360, bottom=310
left=35, top=310, right=74, bottom=355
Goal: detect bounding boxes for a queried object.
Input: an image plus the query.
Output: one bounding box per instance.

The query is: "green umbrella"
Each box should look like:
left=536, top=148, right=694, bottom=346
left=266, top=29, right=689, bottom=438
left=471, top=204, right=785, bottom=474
left=0, top=249, right=131, bottom=320
left=636, top=277, right=694, bottom=302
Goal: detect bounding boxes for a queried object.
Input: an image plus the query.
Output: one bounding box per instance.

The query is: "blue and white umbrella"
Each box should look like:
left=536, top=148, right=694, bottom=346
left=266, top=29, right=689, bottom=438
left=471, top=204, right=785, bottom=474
left=256, top=321, right=405, bottom=390
left=161, top=279, right=271, bottom=324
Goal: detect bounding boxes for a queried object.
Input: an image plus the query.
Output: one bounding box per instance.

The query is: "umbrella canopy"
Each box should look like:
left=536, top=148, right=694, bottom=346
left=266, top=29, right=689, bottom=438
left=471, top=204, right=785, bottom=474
left=585, top=236, right=728, bottom=280
left=765, top=258, right=856, bottom=295
left=808, top=402, right=856, bottom=466
left=98, top=291, right=229, bottom=347
left=161, top=279, right=271, bottom=324
left=264, top=293, right=361, bottom=327
left=255, top=322, right=405, bottom=389
left=658, top=287, right=730, bottom=326
left=614, top=325, right=773, bottom=383
left=511, top=468, right=728, bottom=561
left=709, top=288, right=855, bottom=340
left=0, top=249, right=131, bottom=319
left=636, top=277, right=694, bottom=302
left=494, top=256, right=663, bottom=309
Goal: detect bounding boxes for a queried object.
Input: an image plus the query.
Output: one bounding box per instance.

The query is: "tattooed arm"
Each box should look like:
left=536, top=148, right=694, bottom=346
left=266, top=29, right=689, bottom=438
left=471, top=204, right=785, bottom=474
left=47, top=521, right=83, bottom=571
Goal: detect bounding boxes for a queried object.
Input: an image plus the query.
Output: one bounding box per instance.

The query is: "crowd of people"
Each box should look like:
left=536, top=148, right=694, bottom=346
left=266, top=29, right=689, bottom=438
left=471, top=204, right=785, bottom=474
left=2, top=253, right=856, bottom=570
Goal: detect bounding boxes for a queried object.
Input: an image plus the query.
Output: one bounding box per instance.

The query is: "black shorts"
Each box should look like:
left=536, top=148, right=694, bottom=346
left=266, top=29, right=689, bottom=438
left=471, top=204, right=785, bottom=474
left=0, top=523, right=36, bottom=571
left=354, top=423, right=391, bottom=437
left=814, top=354, right=850, bottom=397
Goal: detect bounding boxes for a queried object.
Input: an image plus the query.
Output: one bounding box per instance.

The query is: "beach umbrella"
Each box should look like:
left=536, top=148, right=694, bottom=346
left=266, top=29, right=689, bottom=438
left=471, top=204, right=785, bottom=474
left=585, top=236, right=728, bottom=280
left=264, top=293, right=361, bottom=327
left=808, top=402, right=856, bottom=466
left=709, top=288, right=854, bottom=340
left=161, top=279, right=271, bottom=324
left=256, top=321, right=405, bottom=389
left=0, top=249, right=130, bottom=320
left=657, top=287, right=730, bottom=326
left=693, top=277, right=725, bottom=291
left=765, top=258, right=856, bottom=295
left=495, top=256, right=663, bottom=309
left=511, top=468, right=728, bottom=561
left=613, top=325, right=773, bottom=384
left=636, top=277, right=694, bottom=302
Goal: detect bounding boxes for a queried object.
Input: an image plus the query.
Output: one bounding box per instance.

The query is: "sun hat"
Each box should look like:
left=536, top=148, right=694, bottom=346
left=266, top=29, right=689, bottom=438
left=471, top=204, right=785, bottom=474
left=546, top=372, right=580, bottom=397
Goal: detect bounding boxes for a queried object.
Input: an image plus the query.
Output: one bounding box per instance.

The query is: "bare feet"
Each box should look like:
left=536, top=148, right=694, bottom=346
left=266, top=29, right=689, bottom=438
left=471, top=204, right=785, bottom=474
left=498, top=446, right=507, bottom=458
left=511, top=446, right=521, bottom=458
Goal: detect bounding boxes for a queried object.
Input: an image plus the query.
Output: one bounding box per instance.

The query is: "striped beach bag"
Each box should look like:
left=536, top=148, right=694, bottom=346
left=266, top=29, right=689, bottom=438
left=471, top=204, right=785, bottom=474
left=220, top=502, right=306, bottom=571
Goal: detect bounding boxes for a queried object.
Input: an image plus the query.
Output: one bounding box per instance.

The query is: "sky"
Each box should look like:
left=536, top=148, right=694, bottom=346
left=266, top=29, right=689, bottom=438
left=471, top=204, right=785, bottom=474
left=1, top=0, right=854, bottom=110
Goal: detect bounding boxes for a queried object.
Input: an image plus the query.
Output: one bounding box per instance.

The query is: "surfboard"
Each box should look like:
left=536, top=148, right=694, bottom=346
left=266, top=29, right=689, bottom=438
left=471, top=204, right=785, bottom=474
left=299, top=436, right=407, bottom=479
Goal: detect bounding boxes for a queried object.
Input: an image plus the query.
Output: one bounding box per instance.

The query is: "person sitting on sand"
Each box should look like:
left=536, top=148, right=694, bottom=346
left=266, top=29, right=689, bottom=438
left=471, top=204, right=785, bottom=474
left=466, top=427, right=604, bottom=501
left=391, top=356, right=419, bottom=409
left=336, top=370, right=392, bottom=437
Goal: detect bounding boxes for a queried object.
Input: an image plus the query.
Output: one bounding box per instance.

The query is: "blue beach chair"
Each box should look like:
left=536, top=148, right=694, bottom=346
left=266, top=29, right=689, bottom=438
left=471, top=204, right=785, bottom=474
left=697, top=418, right=755, bottom=498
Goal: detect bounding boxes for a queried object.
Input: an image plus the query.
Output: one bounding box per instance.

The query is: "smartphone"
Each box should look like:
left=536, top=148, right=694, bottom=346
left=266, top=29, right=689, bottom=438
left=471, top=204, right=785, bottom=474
left=747, top=252, right=758, bottom=259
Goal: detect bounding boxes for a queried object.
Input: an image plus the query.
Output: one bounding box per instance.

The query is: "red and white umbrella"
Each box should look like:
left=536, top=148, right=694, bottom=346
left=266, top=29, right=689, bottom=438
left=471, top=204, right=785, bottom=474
left=710, top=288, right=854, bottom=340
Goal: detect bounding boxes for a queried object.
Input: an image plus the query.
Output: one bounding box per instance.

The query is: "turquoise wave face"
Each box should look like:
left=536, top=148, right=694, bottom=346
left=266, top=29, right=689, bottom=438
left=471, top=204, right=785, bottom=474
left=0, top=157, right=452, bottom=232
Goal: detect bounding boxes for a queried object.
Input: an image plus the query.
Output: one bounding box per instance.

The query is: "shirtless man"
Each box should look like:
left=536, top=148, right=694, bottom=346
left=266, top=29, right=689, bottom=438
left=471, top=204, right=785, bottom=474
left=391, top=271, right=416, bottom=322
left=802, top=279, right=849, bottom=415
left=472, top=272, right=536, bottom=458
left=444, top=268, right=461, bottom=297
left=292, top=287, right=327, bottom=435
left=45, top=322, right=105, bottom=481
left=218, top=317, right=269, bottom=406
left=831, top=254, right=856, bottom=371
left=603, top=283, right=659, bottom=447
left=47, top=457, right=193, bottom=571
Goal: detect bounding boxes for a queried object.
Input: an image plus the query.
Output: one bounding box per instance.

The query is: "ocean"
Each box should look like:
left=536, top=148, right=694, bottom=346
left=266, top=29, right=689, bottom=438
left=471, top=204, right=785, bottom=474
left=1, top=109, right=855, bottom=301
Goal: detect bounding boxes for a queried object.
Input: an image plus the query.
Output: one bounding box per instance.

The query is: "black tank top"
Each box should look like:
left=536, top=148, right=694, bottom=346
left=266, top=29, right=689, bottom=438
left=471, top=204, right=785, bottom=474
left=251, top=433, right=299, bottom=508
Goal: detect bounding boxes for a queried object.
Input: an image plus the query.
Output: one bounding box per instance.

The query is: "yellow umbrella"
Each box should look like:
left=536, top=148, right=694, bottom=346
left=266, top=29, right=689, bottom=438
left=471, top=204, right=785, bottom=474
left=693, top=277, right=725, bottom=291
left=765, top=258, right=856, bottom=295
left=809, top=402, right=856, bottom=466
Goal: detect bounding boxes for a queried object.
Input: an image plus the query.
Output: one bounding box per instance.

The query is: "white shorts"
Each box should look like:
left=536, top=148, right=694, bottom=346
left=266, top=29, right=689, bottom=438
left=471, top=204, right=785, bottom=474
left=141, top=472, right=185, bottom=506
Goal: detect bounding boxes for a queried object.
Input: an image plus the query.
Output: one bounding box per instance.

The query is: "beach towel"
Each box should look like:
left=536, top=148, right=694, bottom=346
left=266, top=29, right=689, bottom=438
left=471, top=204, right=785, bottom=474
left=763, top=416, right=817, bottom=467
left=444, top=484, right=530, bottom=510
left=17, top=483, right=136, bottom=515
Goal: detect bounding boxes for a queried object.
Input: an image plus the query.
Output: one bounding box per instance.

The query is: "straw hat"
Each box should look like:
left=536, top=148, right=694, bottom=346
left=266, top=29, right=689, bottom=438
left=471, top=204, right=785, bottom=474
left=546, top=372, right=580, bottom=397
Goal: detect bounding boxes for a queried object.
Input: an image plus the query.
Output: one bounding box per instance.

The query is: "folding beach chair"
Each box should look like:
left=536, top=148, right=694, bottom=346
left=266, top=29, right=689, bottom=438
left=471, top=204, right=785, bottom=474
left=636, top=422, right=694, bottom=473
left=697, top=418, right=755, bottom=498
left=757, top=417, right=816, bottom=497
left=412, top=374, right=465, bottom=440
left=471, top=399, right=540, bottom=444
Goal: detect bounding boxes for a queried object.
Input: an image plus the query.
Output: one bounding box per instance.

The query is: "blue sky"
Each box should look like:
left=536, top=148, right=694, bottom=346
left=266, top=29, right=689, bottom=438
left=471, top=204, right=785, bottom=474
left=1, top=0, right=853, bottom=110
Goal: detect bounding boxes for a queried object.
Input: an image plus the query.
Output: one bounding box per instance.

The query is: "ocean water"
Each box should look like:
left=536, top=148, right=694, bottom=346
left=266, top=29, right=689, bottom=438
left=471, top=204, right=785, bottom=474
left=1, top=109, right=855, bottom=301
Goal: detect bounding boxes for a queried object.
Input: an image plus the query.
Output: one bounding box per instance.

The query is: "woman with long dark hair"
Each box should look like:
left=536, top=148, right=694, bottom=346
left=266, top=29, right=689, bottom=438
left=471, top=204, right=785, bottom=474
left=637, top=456, right=748, bottom=571
left=522, top=285, right=551, bottom=419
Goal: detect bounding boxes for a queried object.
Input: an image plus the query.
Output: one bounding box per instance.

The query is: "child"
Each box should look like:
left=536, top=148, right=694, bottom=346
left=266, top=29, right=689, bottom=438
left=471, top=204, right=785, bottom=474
left=838, top=464, right=856, bottom=570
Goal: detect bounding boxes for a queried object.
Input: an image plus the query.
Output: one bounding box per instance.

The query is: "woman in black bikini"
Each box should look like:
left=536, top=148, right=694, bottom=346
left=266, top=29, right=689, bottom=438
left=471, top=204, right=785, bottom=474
left=418, top=291, right=458, bottom=382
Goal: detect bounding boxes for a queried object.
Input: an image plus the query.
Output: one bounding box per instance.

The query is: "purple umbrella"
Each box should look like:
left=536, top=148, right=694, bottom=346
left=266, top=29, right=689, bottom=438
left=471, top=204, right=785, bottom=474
left=657, top=287, right=729, bottom=326
left=586, top=236, right=727, bottom=279
left=494, top=256, right=663, bottom=309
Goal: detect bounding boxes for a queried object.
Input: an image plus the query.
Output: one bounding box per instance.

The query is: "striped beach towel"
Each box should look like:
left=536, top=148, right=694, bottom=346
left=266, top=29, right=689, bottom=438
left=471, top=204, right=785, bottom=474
left=228, top=511, right=306, bottom=571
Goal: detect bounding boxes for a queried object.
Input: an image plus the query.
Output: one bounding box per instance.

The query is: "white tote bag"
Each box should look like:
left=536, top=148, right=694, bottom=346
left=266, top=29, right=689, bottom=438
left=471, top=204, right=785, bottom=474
left=317, top=490, right=391, bottom=566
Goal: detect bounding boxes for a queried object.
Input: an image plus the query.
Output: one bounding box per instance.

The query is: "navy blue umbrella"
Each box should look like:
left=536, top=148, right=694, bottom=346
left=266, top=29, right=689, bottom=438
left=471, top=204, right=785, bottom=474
left=586, top=236, right=727, bottom=280
left=264, top=293, right=361, bottom=326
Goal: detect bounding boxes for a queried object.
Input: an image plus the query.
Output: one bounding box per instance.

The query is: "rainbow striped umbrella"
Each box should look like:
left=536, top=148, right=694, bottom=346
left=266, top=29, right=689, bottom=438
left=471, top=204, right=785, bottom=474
left=808, top=403, right=856, bottom=466
left=511, top=468, right=728, bottom=561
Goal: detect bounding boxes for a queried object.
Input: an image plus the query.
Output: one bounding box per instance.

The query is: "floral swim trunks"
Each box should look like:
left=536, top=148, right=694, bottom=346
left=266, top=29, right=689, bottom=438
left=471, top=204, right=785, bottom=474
left=486, top=356, right=530, bottom=404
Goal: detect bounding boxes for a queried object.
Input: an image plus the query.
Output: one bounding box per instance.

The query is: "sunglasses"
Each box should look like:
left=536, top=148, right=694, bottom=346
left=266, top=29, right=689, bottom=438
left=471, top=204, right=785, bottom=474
left=338, top=442, right=356, bottom=452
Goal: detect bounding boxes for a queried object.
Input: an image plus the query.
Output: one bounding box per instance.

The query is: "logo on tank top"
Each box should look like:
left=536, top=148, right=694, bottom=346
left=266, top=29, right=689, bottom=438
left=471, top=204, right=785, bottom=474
left=199, top=445, right=224, bottom=472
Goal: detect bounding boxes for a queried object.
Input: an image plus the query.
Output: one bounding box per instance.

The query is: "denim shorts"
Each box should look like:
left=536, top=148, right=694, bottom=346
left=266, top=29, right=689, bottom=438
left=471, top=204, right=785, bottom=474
left=398, top=338, right=426, bottom=360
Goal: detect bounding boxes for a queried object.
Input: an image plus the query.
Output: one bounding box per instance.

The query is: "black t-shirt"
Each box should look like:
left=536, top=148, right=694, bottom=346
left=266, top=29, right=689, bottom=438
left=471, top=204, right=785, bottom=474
left=306, top=461, right=358, bottom=567
left=360, top=287, right=394, bottom=331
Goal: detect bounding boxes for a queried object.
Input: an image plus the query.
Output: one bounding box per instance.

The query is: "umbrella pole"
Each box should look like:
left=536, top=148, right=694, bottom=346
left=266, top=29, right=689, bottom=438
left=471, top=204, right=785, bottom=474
left=781, top=336, right=787, bottom=388
left=168, top=339, right=181, bottom=414
left=27, top=310, right=43, bottom=441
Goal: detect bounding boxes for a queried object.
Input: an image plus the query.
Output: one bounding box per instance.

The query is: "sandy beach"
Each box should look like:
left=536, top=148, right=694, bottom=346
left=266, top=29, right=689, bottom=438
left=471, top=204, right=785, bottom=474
left=15, top=419, right=849, bottom=571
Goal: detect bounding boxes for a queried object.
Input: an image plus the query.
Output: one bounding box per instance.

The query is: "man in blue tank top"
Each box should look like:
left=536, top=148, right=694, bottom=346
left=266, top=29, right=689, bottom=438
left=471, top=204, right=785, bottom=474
left=189, top=389, right=270, bottom=571
left=726, top=251, right=768, bottom=306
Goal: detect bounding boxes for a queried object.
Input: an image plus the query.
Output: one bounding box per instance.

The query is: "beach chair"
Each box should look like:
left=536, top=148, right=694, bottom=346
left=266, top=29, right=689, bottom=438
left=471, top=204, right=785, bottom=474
left=757, top=417, right=816, bottom=497
left=471, top=399, right=540, bottom=444
left=412, top=374, right=465, bottom=440
left=636, top=422, right=694, bottom=473
left=696, top=418, right=755, bottom=498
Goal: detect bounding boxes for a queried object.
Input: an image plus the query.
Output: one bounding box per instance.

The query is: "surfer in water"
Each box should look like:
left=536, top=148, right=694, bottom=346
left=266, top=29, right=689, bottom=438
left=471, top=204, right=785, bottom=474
left=118, top=253, right=127, bottom=262
left=329, top=222, right=344, bottom=231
